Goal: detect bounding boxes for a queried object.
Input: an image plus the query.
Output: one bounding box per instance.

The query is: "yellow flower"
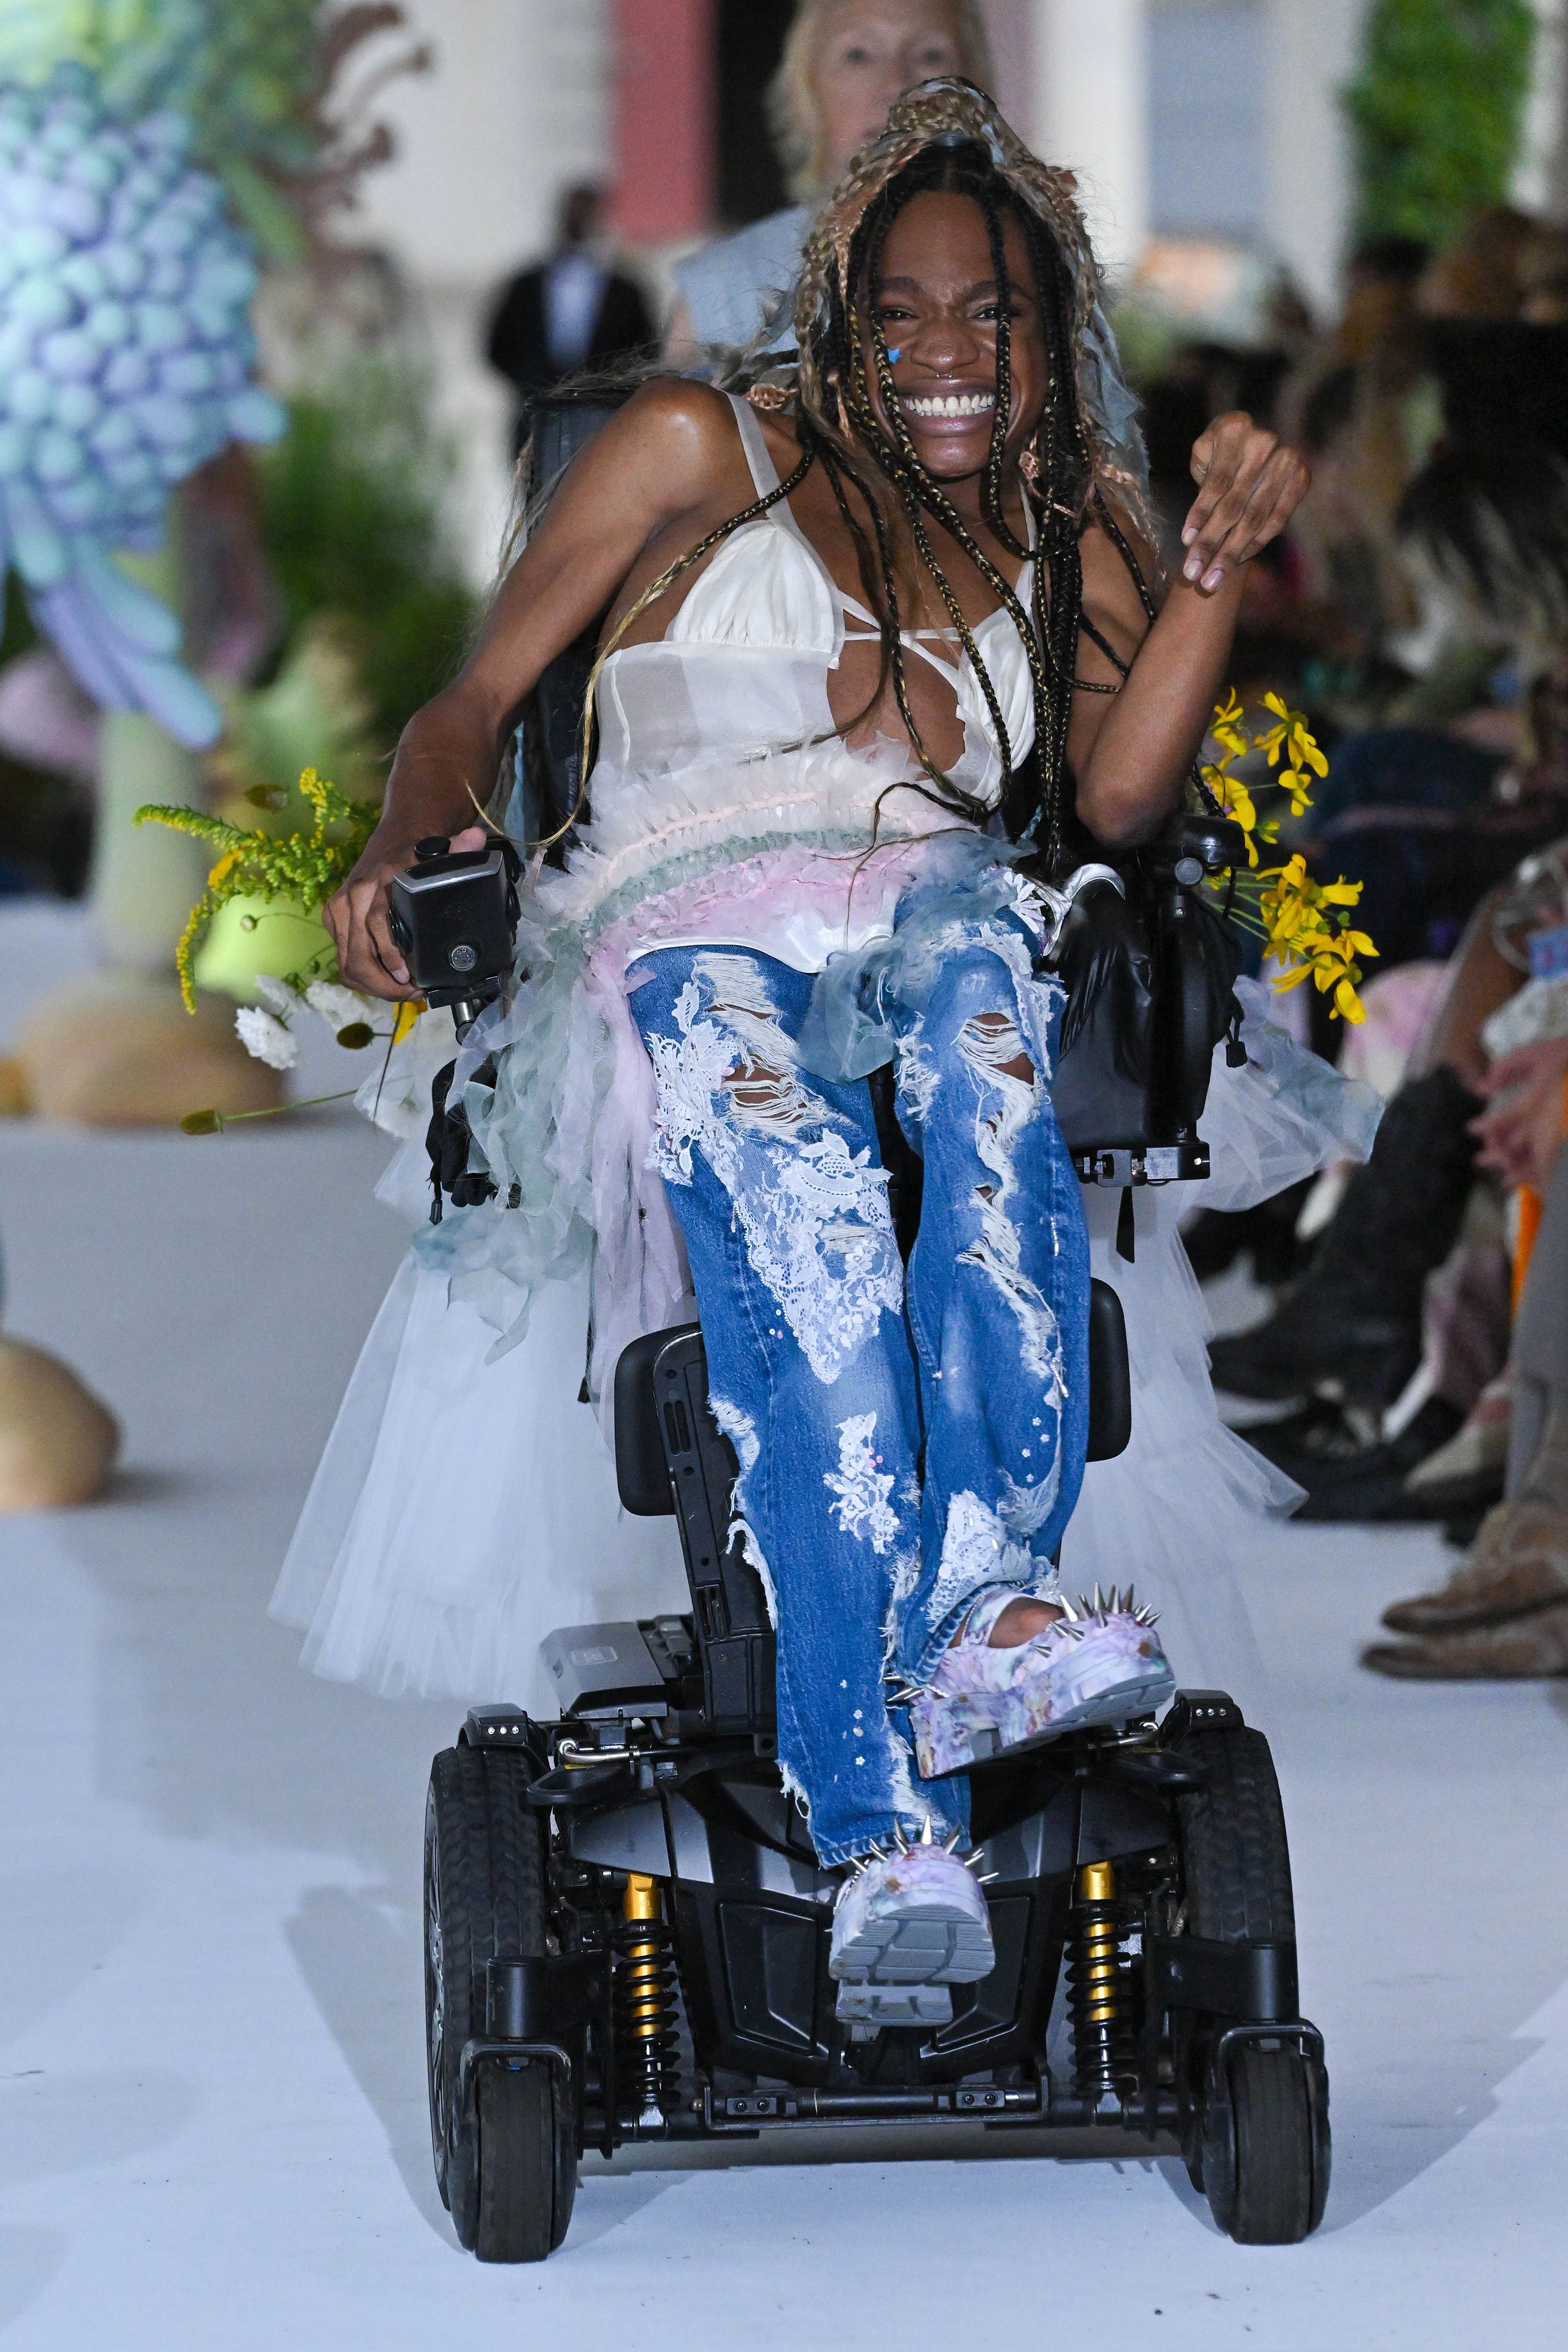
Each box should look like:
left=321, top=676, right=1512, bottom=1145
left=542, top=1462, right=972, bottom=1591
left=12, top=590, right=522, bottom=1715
left=207, top=847, right=241, bottom=888
left=1255, top=692, right=1329, bottom=809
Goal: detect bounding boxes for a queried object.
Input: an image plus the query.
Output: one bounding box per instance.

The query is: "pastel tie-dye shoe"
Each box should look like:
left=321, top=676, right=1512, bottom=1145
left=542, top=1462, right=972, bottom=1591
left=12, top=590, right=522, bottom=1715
left=829, top=1825, right=995, bottom=2028
left=907, top=1585, right=1175, bottom=1779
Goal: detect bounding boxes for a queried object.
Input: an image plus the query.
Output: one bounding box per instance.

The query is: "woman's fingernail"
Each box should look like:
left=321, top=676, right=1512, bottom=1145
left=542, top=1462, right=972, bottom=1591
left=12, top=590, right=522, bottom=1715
left=1202, top=564, right=1225, bottom=592
left=1181, top=523, right=1197, bottom=546
left=1183, top=553, right=1203, bottom=582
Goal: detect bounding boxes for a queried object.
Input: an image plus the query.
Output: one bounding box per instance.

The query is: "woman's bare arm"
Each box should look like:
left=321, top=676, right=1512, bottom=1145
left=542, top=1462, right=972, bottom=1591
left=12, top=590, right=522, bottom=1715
left=325, top=379, right=746, bottom=997
left=1069, top=414, right=1311, bottom=846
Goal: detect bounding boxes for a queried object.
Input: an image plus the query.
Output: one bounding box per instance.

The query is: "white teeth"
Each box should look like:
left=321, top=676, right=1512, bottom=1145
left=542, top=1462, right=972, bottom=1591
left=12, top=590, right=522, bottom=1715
left=903, top=390, right=995, bottom=419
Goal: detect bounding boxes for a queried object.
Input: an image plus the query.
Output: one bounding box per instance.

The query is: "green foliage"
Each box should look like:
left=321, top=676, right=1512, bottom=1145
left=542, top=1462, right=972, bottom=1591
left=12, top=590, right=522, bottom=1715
left=134, top=765, right=379, bottom=1009
left=1344, top=0, right=1536, bottom=247
left=254, top=361, right=478, bottom=755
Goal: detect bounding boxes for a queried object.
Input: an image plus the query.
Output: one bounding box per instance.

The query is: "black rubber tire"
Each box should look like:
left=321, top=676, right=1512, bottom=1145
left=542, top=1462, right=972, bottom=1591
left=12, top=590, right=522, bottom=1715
left=423, top=1744, right=577, bottom=2261
left=1174, top=1725, right=1295, bottom=1945
left=476, top=2065, right=558, bottom=2264
left=1171, top=1723, right=1329, bottom=2240
left=1222, top=2041, right=1317, bottom=2244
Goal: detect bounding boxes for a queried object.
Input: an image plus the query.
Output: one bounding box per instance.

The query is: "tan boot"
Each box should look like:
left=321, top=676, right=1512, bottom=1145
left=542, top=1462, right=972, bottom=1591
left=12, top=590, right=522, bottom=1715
left=1378, top=1500, right=1568, bottom=1635
left=1362, top=1598, right=1568, bottom=1679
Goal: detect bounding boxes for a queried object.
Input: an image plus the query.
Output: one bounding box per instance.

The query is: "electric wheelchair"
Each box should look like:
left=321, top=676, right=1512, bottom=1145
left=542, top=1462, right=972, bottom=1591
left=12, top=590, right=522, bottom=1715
left=408, top=395, right=1332, bottom=2265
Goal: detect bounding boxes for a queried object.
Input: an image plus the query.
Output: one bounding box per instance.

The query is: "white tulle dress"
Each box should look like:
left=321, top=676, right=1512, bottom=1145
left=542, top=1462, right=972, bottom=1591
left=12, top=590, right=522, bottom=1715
left=272, top=396, right=1381, bottom=1719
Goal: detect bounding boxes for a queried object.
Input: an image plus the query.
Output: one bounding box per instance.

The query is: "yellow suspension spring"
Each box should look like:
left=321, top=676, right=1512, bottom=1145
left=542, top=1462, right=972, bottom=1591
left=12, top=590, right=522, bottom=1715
left=1067, top=1858, right=1135, bottom=2102
left=617, top=1873, right=679, bottom=2126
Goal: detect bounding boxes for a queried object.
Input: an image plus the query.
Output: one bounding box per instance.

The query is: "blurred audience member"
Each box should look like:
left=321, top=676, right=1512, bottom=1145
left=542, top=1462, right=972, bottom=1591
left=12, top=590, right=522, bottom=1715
left=1209, top=407, right=1568, bottom=1517
left=1519, top=225, right=1568, bottom=324
left=1366, top=900, right=1568, bottom=1679
left=1415, top=204, right=1537, bottom=322
left=665, top=0, right=992, bottom=358
left=487, top=185, right=654, bottom=452
left=1331, top=234, right=1429, bottom=365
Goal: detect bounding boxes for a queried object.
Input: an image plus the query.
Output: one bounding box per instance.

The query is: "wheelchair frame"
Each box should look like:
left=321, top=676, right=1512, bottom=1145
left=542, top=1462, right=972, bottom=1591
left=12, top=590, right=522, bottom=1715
left=423, top=1298, right=1330, bottom=2259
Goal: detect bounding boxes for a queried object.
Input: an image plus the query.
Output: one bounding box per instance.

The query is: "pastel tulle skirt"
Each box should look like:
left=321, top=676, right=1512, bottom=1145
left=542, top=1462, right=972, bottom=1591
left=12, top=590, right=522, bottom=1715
left=271, top=977, right=1379, bottom=1722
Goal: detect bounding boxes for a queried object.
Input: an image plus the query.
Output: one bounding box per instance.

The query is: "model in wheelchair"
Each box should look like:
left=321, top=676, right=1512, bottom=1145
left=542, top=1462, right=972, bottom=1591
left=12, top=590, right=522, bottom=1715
left=404, top=811, right=1331, bottom=2265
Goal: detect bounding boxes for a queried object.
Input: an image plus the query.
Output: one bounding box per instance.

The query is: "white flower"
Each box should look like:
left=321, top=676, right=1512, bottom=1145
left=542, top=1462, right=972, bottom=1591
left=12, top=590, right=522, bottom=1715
left=235, top=1005, right=298, bottom=1070
left=253, top=974, right=298, bottom=1018
left=305, top=981, right=374, bottom=1032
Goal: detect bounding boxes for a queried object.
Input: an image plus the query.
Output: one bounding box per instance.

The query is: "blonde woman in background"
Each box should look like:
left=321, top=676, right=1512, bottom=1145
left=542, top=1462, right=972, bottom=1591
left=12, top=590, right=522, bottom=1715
left=664, top=0, right=993, bottom=358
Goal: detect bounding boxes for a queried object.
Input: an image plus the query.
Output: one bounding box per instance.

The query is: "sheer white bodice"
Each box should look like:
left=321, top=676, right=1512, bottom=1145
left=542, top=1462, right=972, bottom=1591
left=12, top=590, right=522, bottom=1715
left=540, top=394, right=1037, bottom=931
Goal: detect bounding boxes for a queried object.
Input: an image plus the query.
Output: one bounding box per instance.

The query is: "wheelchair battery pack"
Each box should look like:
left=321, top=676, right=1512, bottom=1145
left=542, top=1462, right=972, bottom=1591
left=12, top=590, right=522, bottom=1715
left=540, top=1620, right=679, bottom=1716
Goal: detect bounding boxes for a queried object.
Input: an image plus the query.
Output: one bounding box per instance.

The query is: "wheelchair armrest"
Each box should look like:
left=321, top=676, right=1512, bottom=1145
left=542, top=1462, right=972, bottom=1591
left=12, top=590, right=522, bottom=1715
left=613, top=1324, right=700, bottom=1515
left=1086, top=1278, right=1132, bottom=1462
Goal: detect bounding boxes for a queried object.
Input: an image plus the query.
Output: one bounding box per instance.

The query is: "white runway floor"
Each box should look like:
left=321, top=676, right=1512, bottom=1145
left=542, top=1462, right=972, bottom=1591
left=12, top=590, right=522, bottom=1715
left=3, top=965, right=1568, bottom=2345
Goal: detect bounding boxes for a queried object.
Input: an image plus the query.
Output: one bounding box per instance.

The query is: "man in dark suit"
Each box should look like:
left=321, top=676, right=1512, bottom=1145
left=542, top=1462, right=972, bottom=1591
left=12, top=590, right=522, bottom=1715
left=485, top=185, right=655, bottom=453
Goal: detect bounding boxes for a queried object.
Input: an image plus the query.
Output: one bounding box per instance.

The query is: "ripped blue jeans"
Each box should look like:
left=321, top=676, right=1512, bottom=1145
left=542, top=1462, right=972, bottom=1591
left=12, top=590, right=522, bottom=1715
left=627, top=919, right=1089, bottom=1866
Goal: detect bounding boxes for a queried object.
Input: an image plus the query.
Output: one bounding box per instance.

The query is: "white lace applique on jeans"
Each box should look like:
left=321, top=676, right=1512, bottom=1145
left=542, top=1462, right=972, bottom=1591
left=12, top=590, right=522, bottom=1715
left=926, top=1488, right=1035, bottom=1628
left=824, top=1412, right=901, bottom=1553
left=643, top=956, right=903, bottom=1382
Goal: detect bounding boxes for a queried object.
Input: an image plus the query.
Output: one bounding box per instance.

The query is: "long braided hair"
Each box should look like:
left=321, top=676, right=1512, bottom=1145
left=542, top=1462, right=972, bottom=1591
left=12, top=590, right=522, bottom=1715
left=557, top=79, right=1158, bottom=877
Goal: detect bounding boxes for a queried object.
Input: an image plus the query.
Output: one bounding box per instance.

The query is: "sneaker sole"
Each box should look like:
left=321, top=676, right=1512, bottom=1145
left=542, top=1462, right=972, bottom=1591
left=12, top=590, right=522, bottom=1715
left=831, top=1903, right=995, bottom=1986
left=910, top=1663, right=1175, bottom=1775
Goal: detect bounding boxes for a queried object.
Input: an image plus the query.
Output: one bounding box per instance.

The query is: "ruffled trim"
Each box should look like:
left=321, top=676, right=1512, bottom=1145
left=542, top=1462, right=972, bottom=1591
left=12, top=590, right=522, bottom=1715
left=538, top=732, right=988, bottom=927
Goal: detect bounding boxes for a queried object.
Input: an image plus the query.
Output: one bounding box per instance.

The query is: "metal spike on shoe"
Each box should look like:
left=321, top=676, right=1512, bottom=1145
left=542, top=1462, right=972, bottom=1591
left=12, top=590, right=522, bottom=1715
left=964, top=1846, right=988, bottom=1875
left=892, top=1821, right=910, bottom=1854
left=943, top=1827, right=964, bottom=1854
left=920, top=1816, right=935, bottom=1844
left=1057, top=1594, right=1081, bottom=1623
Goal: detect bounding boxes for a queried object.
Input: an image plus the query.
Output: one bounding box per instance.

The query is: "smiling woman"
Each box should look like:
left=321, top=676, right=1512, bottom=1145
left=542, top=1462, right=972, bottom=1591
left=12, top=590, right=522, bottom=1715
left=277, top=79, right=1362, bottom=2000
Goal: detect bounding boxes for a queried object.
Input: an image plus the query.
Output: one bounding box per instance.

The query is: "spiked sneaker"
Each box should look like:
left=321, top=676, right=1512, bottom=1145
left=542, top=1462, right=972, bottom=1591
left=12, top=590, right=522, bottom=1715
left=906, top=1585, right=1175, bottom=1778
left=829, top=1825, right=995, bottom=2028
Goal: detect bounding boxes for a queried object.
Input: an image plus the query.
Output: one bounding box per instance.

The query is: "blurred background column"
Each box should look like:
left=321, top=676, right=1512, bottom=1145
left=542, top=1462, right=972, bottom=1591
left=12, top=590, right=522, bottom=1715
left=1031, top=0, right=1150, bottom=278
left=1517, top=0, right=1568, bottom=218
left=354, top=0, right=614, bottom=585
left=611, top=0, right=717, bottom=244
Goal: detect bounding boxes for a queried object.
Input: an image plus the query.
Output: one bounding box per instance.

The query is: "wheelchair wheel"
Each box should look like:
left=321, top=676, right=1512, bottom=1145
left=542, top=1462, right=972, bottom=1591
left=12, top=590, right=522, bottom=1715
left=1171, top=1721, right=1330, bottom=2244
left=423, top=1744, right=577, bottom=2262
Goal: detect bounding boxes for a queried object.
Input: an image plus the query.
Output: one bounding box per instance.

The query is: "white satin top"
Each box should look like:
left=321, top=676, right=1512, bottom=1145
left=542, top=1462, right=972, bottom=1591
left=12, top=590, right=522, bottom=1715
left=538, top=393, right=1039, bottom=959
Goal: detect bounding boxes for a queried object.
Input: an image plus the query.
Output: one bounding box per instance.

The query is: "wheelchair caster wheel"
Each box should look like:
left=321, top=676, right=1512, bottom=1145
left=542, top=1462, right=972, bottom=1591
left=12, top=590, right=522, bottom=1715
left=424, top=1744, right=578, bottom=2262
left=1198, top=2039, right=1331, bottom=2245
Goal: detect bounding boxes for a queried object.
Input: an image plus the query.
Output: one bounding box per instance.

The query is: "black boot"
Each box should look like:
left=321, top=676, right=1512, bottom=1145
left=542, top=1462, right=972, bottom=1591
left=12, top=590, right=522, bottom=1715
left=1208, top=1065, right=1482, bottom=1410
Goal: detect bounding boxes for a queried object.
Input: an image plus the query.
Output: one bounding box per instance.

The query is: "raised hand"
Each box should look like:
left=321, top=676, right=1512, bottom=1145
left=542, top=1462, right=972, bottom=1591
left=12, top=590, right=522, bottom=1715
left=1470, top=1036, right=1568, bottom=1192
left=1181, top=412, right=1311, bottom=596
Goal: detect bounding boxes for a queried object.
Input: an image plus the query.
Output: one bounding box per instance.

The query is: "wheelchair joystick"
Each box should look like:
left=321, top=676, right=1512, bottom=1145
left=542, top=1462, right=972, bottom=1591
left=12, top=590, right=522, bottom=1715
left=387, top=833, right=522, bottom=1042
